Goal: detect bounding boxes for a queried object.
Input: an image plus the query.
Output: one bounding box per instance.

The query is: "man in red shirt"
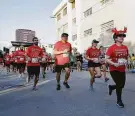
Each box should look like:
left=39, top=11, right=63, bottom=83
left=85, top=39, right=102, bottom=91
left=54, top=33, right=72, bottom=90
left=106, top=27, right=128, bottom=108
left=14, top=46, right=26, bottom=77
left=26, top=37, right=43, bottom=90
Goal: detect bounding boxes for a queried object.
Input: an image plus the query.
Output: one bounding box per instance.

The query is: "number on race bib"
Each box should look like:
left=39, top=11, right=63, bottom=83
left=20, top=58, right=24, bottom=61
left=118, top=58, right=127, bottom=65
left=63, top=53, right=69, bottom=57
left=32, top=58, right=38, bottom=63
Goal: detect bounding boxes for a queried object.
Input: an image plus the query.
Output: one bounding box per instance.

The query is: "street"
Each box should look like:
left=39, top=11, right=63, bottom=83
left=0, top=71, right=135, bottom=116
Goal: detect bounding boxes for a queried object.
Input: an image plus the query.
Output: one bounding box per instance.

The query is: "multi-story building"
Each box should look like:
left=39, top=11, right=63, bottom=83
left=41, top=43, right=54, bottom=54
left=53, top=0, right=135, bottom=53
left=16, top=29, right=35, bottom=42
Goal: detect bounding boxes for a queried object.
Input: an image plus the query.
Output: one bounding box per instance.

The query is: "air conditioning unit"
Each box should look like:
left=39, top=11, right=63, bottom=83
left=68, top=0, right=75, bottom=3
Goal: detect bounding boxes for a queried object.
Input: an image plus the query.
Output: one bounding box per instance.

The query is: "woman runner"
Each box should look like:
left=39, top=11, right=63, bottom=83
left=106, top=27, right=128, bottom=108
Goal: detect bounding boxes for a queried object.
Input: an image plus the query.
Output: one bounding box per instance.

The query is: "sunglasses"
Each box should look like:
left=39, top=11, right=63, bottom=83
left=117, top=34, right=126, bottom=38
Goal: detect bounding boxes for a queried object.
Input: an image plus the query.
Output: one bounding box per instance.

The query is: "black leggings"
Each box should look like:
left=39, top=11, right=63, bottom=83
left=110, top=71, right=126, bottom=102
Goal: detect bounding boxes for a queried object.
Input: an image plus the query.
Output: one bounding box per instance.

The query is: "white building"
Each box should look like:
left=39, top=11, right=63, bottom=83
left=41, top=43, right=54, bottom=54
left=53, top=0, right=135, bottom=53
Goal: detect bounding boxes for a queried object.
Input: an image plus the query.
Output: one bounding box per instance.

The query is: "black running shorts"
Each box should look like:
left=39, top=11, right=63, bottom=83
left=88, top=61, right=101, bottom=68
left=27, top=66, right=40, bottom=76
left=55, top=63, right=70, bottom=73
left=17, top=63, right=26, bottom=69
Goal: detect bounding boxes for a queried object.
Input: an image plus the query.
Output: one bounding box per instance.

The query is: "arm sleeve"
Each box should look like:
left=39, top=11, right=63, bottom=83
left=54, top=42, right=59, bottom=50
left=86, top=49, right=90, bottom=56
left=106, top=47, right=112, bottom=57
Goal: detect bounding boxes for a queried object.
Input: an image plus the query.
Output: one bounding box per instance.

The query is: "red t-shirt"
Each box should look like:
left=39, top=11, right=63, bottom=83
left=14, top=50, right=26, bottom=63
left=26, top=45, right=43, bottom=66
left=5, top=55, right=11, bottom=64
left=54, top=41, right=72, bottom=65
left=106, top=44, right=128, bottom=72
left=48, top=56, right=52, bottom=62
left=86, top=47, right=100, bottom=61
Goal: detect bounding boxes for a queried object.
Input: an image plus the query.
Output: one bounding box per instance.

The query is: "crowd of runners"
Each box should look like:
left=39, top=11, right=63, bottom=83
left=0, top=27, right=135, bottom=108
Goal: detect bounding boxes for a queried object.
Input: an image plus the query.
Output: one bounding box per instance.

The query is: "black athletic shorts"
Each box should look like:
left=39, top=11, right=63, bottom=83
left=88, top=61, right=101, bottom=68
left=10, top=62, right=14, bottom=65
left=55, top=63, right=70, bottom=73
left=27, top=66, right=40, bottom=76
left=13, top=62, right=17, bottom=67
left=48, top=62, right=54, bottom=65
left=40, top=63, right=47, bottom=67
left=70, top=62, right=74, bottom=66
left=17, top=63, right=26, bottom=69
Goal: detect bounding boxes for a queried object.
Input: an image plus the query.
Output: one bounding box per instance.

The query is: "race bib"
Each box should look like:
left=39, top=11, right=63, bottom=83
left=6, top=58, right=9, bottom=61
left=42, top=58, right=46, bottom=62
left=92, top=58, right=99, bottom=63
left=14, top=58, right=17, bottom=62
left=63, top=53, right=69, bottom=58
left=20, top=58, right=24, bottom=61
left=118, top=58, right=127, bottom=65
left=32, top=58, right=38, bottom=63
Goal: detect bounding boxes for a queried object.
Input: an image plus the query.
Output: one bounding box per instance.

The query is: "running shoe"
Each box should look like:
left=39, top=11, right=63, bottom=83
left=89, top=85, right=94, bottom=91
left=63, top=82, right=70, bottom=89
left=56, top=84, right=61, bottom=90
left=33, top=86, right=38, bottom=91
left=105, top=78, right=109, bottom=82
left=116, top=101, right=124, bottom=108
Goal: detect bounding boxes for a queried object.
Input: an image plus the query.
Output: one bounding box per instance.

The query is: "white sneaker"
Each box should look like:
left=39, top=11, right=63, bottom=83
left=19, top=74, right=22, bottom=78
left=22, top=73, right=25, bottom=77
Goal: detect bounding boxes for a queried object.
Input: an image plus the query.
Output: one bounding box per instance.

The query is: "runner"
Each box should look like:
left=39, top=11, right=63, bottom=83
left=13, top=51, right=18, bottom=73
left=53, top=33, right=72, bottom=90
left=14, top=46, right=26, bottom=77
left=10, top=51, right=14, bottom=72
left=106, top=27, right=128, bottom=108
left=48, top=53, right=54, bottom=71
left=99, top=46, right=109, bottom=82
left=41, top=47, right=48, bottom=78
left=85, top=39, right=102, bottom=91
left=5, top=52, right=11, bottom=74
left=76, top=52, right=83, bottom=72
left=26, top=37, right=43, bottom=90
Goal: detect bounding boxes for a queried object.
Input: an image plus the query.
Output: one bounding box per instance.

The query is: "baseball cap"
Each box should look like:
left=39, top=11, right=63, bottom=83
left=92, top=39, right=99, bottom=43
left=61, top=33, right=69, bottom=37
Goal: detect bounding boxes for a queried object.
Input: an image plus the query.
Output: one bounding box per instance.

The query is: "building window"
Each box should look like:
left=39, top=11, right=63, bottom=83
left=63, top=23, right=68, bottom=33
left=72, top=1, right=75, bottom=9
left=101, top=20, right=114, bottom=32
left=101, top=0, right=113, bottom=4
left=63, top=7, right=67, bottom=16
left=49, top=44, right=53, bottom=48
left=84, top=8, right=92, bottom=17
left=84, top=28, right=92, bottom=37
left=72, top=34, right=77, bottom=41
left=72, top=18, right=76, bottom=24
left=57, top=13, right=61, bottom=21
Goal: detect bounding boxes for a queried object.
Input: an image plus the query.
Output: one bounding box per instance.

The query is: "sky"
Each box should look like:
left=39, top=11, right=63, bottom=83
left=0, top=0, right=61, bottom=47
